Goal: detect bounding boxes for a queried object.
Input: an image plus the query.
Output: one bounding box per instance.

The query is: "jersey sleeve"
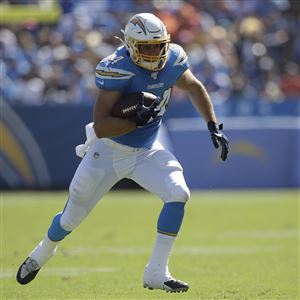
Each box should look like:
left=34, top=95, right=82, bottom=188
left=95, top=53, right=135, bottom=92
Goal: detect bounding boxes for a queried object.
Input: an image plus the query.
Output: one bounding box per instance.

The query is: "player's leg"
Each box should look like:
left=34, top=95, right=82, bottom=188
left=16, top=139, right=119, bottom=284
left=130, top=144, right=190, bottom=292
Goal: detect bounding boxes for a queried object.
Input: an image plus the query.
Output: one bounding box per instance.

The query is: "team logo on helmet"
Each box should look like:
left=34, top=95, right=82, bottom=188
left=130, top=17, right=147, bottom=35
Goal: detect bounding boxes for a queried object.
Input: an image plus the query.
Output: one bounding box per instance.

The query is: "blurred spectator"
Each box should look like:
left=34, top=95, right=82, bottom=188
left=1, top=0, right=299, bottom=105
left=280, top=61, right=300, bottom=99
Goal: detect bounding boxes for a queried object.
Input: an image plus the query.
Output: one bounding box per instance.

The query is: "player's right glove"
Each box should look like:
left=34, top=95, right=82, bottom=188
left=129, top=96, right=160, bottom=127
left=207, top=121, right=229, bottom=161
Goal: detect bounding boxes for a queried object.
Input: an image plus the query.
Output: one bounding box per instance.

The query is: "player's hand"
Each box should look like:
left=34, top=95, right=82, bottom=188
left=207, top=121, right=229, bottom=161
left=129, top=96, right=160, bottom=127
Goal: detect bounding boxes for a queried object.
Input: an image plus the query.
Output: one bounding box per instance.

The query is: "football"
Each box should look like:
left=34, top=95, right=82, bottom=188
left=111, top=92, right=158, bottom=119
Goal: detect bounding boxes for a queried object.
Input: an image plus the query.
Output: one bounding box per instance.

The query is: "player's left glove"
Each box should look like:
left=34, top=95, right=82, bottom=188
left=207, top=121, right=229, bottom=161
left=129, top=96, right=160, bottom=127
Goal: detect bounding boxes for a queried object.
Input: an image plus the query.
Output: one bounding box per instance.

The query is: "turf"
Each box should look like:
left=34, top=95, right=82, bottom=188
left=1, top=190, right=299, bottom=300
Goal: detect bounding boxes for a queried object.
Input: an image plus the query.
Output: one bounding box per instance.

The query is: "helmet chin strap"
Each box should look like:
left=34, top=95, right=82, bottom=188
left=139, top=59, right=160, bottom=70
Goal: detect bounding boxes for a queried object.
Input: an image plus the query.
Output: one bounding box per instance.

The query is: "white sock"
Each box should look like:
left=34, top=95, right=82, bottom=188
left=147, top=233, right=176, bottom=273
left=29, top=235, right=59, bottom=267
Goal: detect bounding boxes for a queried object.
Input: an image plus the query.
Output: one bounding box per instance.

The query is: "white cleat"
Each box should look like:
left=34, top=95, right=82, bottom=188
left=143, top=267, right=189, bottom=293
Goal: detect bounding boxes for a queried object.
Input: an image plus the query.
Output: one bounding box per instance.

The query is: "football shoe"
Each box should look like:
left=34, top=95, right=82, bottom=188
left=16, top=257, right=40, bottom=285
left=143, top=267, right=189, bottom=293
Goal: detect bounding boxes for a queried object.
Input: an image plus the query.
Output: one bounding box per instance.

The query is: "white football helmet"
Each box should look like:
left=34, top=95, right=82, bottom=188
left=122, top=13, right=170, bottom=71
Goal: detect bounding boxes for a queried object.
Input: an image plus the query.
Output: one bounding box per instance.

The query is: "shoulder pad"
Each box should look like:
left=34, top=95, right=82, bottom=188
left=96, top=48, right=135, bottom=80
left=169, top=43, right=189, bottom=67
left=95, top=47, right=135, bottom=90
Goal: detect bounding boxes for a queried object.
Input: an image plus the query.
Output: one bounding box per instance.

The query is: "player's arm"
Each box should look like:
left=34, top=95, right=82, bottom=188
left=175, top=69, right=229, bottom=161
left=175, top=69, right=217, bottom=123
left=93, top=89, right=136, bottom=138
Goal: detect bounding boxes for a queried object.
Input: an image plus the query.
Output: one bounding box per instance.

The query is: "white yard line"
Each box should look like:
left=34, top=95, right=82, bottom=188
left=66, top=245, right=277, bottom=256
left=1, top=267, right=120, bottom=279
left=220, top=229, right=299, bottom=238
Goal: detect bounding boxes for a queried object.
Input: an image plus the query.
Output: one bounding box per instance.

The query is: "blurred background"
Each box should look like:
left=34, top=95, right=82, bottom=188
left=1, top=0, right=299, bottom=190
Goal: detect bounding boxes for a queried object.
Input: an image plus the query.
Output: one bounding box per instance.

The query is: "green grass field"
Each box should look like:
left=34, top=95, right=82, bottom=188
left=1, top=190, right=299, bottom=300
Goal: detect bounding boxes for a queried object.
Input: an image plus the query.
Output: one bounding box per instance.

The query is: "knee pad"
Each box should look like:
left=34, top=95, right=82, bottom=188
left=69, top=163, right=105, bottom=203
left=166, top=178, right=190, bottom=203
left=172, top=184, right=190, bottom=203
left=151, top=149, right=190, bottom=203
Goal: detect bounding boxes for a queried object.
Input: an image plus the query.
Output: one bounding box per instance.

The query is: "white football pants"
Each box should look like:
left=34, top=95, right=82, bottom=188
left=61, top=138, right=190, bottom=231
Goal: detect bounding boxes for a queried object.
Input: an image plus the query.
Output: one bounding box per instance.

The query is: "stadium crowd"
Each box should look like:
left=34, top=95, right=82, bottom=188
left=1, top=0, right=299, bottom=106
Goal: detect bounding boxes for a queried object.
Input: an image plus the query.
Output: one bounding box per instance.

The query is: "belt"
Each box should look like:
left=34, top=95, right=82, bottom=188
left=101, top=138, right=144, bottom=152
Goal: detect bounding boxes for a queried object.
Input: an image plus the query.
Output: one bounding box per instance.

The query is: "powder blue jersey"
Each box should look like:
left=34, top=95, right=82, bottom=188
left=95, top=43, right=189, bottom=148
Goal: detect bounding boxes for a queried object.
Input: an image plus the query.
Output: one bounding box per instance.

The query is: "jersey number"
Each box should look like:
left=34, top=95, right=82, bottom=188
left=157, top=88, right=171, bottom=117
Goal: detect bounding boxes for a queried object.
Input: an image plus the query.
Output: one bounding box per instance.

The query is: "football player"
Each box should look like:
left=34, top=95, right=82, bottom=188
left=17, top=13, right=229, bottom=293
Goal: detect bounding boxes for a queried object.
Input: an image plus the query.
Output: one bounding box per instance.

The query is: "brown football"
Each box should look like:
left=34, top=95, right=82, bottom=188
left=111, top=92, right=158, bottom=118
